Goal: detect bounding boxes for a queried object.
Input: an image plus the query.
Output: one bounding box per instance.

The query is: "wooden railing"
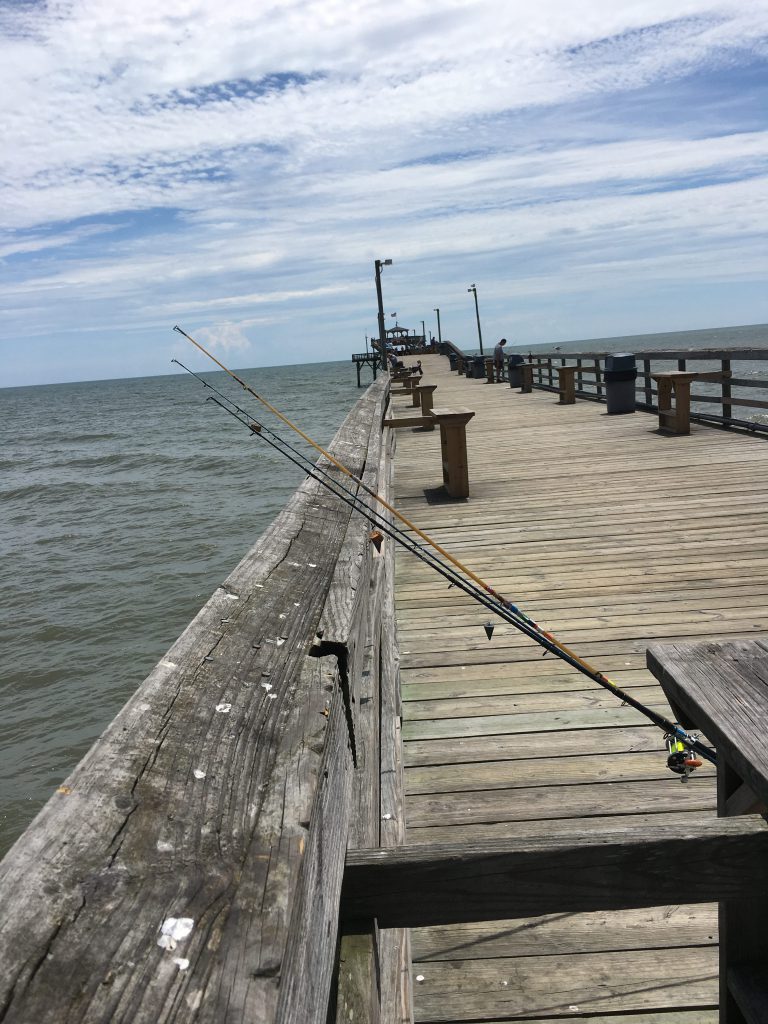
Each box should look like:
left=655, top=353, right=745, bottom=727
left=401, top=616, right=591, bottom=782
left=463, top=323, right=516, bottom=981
left=522, top=348, right=768, bottom=433
left=0, top=377, right=410, bottom=1024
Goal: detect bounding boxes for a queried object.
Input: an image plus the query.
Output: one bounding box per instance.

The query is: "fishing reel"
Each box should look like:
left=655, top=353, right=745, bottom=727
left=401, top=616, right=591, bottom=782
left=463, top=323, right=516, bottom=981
left=665, top=731, right=703, bottom=782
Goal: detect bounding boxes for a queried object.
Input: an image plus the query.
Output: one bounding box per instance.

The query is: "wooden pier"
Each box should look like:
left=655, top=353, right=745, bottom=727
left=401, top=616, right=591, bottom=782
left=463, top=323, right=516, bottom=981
left=2, top=349, right=768, bottom=1023
left=389, top=352, right=768, bottom=1023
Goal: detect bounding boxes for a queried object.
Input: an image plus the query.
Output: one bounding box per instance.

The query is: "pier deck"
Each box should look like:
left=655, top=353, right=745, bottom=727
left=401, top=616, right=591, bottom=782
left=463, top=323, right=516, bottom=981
left=390, top=353, right=768, bottom=1023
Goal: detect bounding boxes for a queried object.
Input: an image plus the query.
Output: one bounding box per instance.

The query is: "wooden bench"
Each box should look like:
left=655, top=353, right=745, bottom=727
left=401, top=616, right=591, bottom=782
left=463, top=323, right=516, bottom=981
left=390, top=373, right=420, bottom=395
left=647, top=639, right=768, bottom=1024
left=414, top=383, right=437, bottom=418
left=383, top=384, right=438, bottom=432
left=651, top=370, right=730, bottom=434
left=431, top=407, right=475, bottom=498
left=519, top=363, right=576, bottom=402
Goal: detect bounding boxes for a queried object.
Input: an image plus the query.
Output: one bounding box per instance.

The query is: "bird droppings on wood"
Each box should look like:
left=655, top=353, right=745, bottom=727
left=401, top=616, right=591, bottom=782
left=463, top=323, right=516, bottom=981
left=157, top=917, right=194, bottom=951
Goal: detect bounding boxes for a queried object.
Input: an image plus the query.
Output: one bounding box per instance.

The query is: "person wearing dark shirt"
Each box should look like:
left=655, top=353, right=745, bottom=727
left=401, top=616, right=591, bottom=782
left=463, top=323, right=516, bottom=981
left=493, top=338, right=507, bottom=380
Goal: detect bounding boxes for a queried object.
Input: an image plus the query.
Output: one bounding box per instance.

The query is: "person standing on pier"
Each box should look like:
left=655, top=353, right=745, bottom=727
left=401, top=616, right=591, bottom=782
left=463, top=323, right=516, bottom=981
left=493, top=338, right=507, bottom=381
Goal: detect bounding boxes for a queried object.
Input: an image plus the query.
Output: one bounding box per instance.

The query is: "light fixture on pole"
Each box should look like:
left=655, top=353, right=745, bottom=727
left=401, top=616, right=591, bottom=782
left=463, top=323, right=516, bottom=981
left=374, top=259, right=392, bottom=370
left=433, top=307, right=442, bottom=345
left=467, top=284, right=483, bottom=355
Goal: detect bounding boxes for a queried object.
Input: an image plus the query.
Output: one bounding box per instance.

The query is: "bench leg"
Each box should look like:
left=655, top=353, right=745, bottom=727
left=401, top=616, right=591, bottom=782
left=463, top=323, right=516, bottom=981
left=657, top=378, right=674, bottom=431
left=419, top=392, right=435, bottom=430
left=672, top=380, right=691, bottom=434
left=559, top=373, right=575, bottom=404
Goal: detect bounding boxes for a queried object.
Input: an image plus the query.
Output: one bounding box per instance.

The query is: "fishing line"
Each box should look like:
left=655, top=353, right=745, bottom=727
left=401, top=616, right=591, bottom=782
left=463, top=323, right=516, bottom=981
left=172, top=332, right=716, bottom=768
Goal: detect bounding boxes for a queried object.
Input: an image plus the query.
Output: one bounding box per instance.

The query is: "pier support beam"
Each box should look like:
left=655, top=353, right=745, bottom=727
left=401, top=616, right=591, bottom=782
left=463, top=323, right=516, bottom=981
left=340, top=819, right=768, bottom=929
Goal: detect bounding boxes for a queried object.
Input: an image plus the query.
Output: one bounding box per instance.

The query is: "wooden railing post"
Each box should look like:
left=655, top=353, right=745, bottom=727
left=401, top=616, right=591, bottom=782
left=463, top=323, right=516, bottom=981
left=722, top=358, right=732, bottom=425
left=644, top=358, right=652, bottom=406
left=557, top=366, right=576, bottom=404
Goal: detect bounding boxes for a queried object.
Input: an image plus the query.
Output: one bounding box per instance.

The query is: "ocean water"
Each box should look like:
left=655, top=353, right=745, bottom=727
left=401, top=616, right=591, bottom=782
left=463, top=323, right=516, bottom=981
left=0, top=360, right=361, bottom=858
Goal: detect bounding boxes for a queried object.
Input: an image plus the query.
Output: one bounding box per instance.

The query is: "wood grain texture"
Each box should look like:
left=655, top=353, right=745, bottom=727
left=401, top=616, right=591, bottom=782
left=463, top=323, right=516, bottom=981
left=647, top=639, right=768, bottom=809
left=341, top=819, right=768, bottom=927
left=411, top=904, right=717, bottom=961
left=0, top=379, right=388, bottom=1024
left=389, top=353, right=768, bottom=1023
left=410, top=946, right=717, bottom=1022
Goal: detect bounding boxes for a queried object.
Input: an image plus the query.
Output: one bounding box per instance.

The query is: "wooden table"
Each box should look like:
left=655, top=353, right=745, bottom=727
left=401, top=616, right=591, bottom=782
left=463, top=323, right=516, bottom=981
left=431, top=407, right=475, bottom=498
left=651, top=371, right=730, bottom=434
left=647, top=638, right=768, bottom=1024
left=414, top=383, right=437, bottom=420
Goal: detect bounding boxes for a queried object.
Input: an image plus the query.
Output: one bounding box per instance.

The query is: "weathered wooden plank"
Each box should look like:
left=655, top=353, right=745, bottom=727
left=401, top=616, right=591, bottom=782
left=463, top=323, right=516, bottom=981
left=411, top=946, right=717, bottom=1022
left=395, top=629, right=768, bottom=670
left=276, top=681, right=355, bottom=1023
left=403, top=703, right=672, bottom=742
left=411, top=904, right=717, bottom=961
left=406, top=777, right=714, bottom=828
left=404, top=724, right=662, bottom=767
left=403, top=684, right=666, bottom=722
left=396, top=595, right=768, bottom=634
left=333, top=400, right=390, bottom=1024
left=342, top=820, right=766, bottom=927
left=405, top=749, right=713, bottom=795
left=377, top=428, right=414, bottom=1024
left=428, top=1013, right=718, bottom=1024
left=0, top=379, right=388, bottom=1024
left=405, top=809, right=718, bottom=845
left=396, top=617, right=768, bottom=657
left=291, top=385, right=389, bottom=1024
left=647, top=639, right=768, bottom=811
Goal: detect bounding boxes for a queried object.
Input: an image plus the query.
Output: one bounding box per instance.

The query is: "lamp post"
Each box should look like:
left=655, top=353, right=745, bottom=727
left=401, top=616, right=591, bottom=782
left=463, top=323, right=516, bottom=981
left=374, top=259, right=392, bottom=370
left=467, top=284, right=483, bottom=355
left=433, top=307, right=442, bottom=345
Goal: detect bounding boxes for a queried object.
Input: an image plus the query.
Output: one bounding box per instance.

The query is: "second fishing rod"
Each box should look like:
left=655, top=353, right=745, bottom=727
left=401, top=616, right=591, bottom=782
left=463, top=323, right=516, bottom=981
left=173, top=353, right=715, bottom=768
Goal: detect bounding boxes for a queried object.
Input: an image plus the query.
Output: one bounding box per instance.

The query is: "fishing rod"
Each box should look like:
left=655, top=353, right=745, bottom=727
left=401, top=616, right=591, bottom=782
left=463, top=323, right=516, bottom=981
left=173, top=330, right=716, bottom=771
left=183, top=374, right=636, bottom=676
left=173, top=361, right=577, bottom=637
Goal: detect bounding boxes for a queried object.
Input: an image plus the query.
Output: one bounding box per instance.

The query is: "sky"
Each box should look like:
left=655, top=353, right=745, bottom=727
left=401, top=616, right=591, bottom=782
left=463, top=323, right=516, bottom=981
left=1, top=0, right=768, bottom=386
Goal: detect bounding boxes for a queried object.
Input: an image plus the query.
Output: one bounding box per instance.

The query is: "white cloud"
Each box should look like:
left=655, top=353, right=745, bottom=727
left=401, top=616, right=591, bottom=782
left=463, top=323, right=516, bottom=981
left=193, top=322, right=251, bottom=353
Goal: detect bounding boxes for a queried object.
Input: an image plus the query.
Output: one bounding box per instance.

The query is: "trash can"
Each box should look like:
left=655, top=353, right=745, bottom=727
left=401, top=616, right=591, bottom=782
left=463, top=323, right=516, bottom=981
left=604, top=353, right=637, bottom=414
left=470, top=355, right=486, bottom=379
left=507, top=353, right=525, bottom=388
left=448, top=352, right=458, bottom=371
